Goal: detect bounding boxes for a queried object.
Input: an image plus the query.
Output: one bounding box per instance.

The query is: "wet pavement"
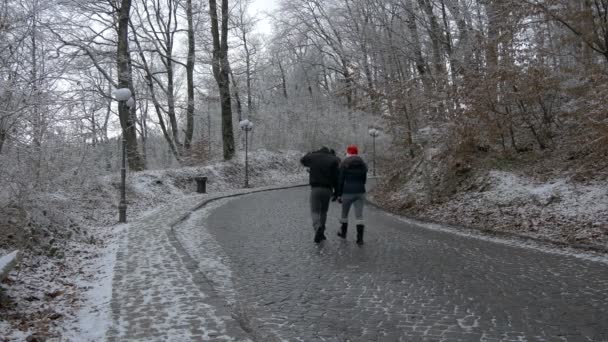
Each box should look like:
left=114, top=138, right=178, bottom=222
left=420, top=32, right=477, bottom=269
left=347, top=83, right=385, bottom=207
left=203, top=187, right=608, bottom=341
left=106, top=195, right=252, bottom=341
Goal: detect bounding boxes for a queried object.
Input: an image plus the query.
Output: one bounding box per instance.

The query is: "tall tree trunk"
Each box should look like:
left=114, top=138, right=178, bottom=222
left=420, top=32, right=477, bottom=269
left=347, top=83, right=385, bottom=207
left=418, top=0, right=445, bottom=77
left=140, top=92, right=148, bottom=164
left=242, top=31, right=253, bottom=113
left=209, top=0, right=235, bottom=160
left=230, top=70, right=243, bottom=122
left=166, top=56, right=179, bottom=150
left=340, top=58, right=354, bottom=108
left=405, top=1, right=434, bottom=107
left=117, top=0, right=144, bottom=170
left=441, top=0, right=462, bottom=112
left=485, top=0, right=499, bottom=72
left=185, top=0, right=195, bottom=150
left=31, top=1, right=42, bottom=182
left=0, top=129, right=6, bottom=154
left=103, top=76, right=112, bottom=143
left=278, top=59, right=288, bottom=98
left=448, top=0, right=471, bottom=76
left=418, top=0, right=447, bottom=117
left=129, top=22, right=181, bottom=161
left=346, top=1, right=377, bottom=112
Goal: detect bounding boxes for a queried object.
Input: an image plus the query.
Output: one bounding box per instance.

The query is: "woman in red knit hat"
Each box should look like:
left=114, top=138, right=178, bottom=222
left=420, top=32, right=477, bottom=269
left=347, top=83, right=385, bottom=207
left=336, top=144, right=368, bottom=244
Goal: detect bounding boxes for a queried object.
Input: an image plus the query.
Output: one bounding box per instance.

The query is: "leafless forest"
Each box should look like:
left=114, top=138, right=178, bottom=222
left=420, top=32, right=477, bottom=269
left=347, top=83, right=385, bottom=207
left=1, top=0, right=607, bottom=237
left=1, top=1, right=607, bottom=337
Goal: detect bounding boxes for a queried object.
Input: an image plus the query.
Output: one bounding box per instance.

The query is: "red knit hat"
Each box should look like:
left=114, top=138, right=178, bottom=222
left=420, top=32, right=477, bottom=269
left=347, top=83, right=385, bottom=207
left=346, top=144, right=358, bottom=155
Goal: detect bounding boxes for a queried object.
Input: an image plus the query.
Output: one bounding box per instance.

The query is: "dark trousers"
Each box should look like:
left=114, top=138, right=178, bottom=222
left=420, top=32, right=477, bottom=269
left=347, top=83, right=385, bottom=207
left=340, top=193, right=365, bottom=225
left=310, top=187, right=332, bottom=230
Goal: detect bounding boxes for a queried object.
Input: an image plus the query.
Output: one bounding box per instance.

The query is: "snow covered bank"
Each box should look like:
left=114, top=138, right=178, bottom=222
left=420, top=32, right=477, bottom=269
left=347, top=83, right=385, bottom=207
left=0, top=149, right=306, bottom=340
left=0, top=250, right=19, bottom=280
left=373, top=170, right=608, bottom=250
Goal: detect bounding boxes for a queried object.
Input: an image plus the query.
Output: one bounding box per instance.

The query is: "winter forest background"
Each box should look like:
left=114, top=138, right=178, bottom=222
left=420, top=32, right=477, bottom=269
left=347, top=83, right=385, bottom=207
left=1, top=0, right=607, bottom=242
left=1, top=0, right=608, bottom=338
left=1, top=0, right=608, bottom=189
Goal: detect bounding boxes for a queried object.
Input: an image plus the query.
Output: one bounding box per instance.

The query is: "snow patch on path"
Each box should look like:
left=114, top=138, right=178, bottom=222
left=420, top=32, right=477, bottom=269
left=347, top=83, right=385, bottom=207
left=59, top=225, right=126, bottom=341
left=392, top=214, right=608, bottom=266
left=106, top=194, right=252, bottom=341
left=173, top=198, right=239, bottom=305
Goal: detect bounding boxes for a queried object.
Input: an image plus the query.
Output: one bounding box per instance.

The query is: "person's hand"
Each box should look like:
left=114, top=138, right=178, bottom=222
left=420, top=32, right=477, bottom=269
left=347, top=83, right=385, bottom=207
left=337, top=197, right=342, bottom=203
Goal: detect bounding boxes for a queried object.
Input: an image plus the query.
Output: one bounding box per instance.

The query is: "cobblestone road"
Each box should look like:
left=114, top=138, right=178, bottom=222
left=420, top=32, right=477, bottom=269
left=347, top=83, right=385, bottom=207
left=203, top=187, right=608, bottom=341
left=106, top=195, right=252, bottom=341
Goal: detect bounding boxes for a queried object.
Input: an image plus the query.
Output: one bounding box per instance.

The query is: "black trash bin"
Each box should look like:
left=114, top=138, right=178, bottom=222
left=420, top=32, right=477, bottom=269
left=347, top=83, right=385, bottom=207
left=195, top=176, right=207, bottom=193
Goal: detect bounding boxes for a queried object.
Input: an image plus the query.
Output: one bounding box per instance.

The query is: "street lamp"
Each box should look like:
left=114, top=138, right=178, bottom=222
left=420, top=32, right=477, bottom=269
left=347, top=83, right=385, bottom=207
left=112, top=88, right=132, bottom=223
left=368, top=128, right=380, bottom=176
left=239, top=119, right=254, bottom=188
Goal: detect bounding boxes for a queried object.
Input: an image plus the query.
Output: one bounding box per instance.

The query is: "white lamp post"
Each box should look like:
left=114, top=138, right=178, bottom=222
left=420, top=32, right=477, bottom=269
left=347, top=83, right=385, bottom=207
left=239, top=119, right=254, bottom=188
left=112, top=88, right=132, bottom=101
left=368, top=128, right=380, bottom=176
left=126, top=96, right=135, bottom=109
left=113, top=88, right=132, bottom=223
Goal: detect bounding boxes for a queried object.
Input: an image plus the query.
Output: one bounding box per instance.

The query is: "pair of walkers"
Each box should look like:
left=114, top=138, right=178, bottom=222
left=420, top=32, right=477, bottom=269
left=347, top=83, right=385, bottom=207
left=300, top=145, right=368, bottom=245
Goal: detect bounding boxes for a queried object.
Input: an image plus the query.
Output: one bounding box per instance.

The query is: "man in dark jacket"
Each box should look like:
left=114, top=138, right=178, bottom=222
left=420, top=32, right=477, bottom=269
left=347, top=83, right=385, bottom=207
left=336, top=144, right=368, bottom=245
left=300, top=146, right=340, bottom=243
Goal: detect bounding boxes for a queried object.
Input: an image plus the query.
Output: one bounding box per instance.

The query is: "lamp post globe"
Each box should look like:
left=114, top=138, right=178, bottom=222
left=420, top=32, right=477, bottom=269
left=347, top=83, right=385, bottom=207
left=113, top=88, right=132, bottom=101
left=239, top=119, right=254, bottom=188
left=126, top=97, right=135, bottom=109
left=239, top=119, right=253, bottom=131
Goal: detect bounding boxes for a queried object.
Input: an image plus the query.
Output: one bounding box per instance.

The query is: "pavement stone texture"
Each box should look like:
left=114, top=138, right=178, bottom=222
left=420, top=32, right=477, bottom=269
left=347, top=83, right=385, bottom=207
left=106, top=186, right=608, bottom=342
left=106, top=193, right=253, bottom=342
left=200, top=187, right=608, bottom=342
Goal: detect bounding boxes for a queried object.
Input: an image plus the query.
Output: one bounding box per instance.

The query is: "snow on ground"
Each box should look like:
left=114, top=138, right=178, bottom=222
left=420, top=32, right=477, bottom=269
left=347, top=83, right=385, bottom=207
left=0, top=149, right=307, bottom=341
left=374, top=169, right=608, bottom=250
left=391, top=214, right=608, bottom=266
left=487, top=171, right=607, bottom=220
left=465, top=171, right=608, bottom=245
left=173, top=198, right=238, bottom=305
left=0, top=250, right=18, bottom=276
left=0, top=321, right=27, bottom=341
left=106, top=194, right=255, bottom=341
left=58, top=224, right=126, bottom=341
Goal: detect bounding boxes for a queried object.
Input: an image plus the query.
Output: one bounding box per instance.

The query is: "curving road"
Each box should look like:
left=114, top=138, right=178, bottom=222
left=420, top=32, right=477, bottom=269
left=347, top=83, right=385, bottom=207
left=201, top=187, right=608, bottom=341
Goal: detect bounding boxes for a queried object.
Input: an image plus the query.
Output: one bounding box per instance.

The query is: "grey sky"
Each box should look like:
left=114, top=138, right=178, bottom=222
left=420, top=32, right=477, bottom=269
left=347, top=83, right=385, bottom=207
left=250, top=0, right=278, bottom=35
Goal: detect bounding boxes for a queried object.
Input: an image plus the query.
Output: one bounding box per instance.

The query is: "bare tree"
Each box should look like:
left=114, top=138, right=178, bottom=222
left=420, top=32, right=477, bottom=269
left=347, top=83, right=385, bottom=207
left=231, top=0, right=259, bottom=114
left=184, top=0, right=196, bottom=150
left=117, top=0, right=145, bottom=170
left=209, top=0, right=235, bottom=160
left=131, top=0, right=183, bottom=152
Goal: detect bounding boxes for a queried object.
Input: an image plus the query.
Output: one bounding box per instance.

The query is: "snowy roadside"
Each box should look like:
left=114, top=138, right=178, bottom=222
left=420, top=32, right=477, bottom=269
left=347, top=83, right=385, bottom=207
left=104, top=184, right=307, bottom=341
left=366, top=206, right=608, bottom=266
left=58, top=224, right=126, bottom=341
left=0, top=250, right=19, bottom=277
left=0, top=149, right=307, bottom=341
left=372, top=170, right=608, bottom=252
left=172, top=196, right=288, bottom=342
left=172, top=199, right=237, bottom=306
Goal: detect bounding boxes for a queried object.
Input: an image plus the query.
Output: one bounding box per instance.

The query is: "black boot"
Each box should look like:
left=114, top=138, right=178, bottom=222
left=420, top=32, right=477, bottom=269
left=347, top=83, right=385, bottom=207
left=314, top=226, right=326, bottom=243
left=356, top=225, right=365, bottom=245
left=337, top=222, right=348, bottom=238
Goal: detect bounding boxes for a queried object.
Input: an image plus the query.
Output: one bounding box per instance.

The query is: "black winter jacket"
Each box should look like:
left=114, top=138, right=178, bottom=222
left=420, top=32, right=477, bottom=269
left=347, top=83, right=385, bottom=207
left=300, top=148, right=340, bottom=189
left=336, top=155, right=368, bottom=196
